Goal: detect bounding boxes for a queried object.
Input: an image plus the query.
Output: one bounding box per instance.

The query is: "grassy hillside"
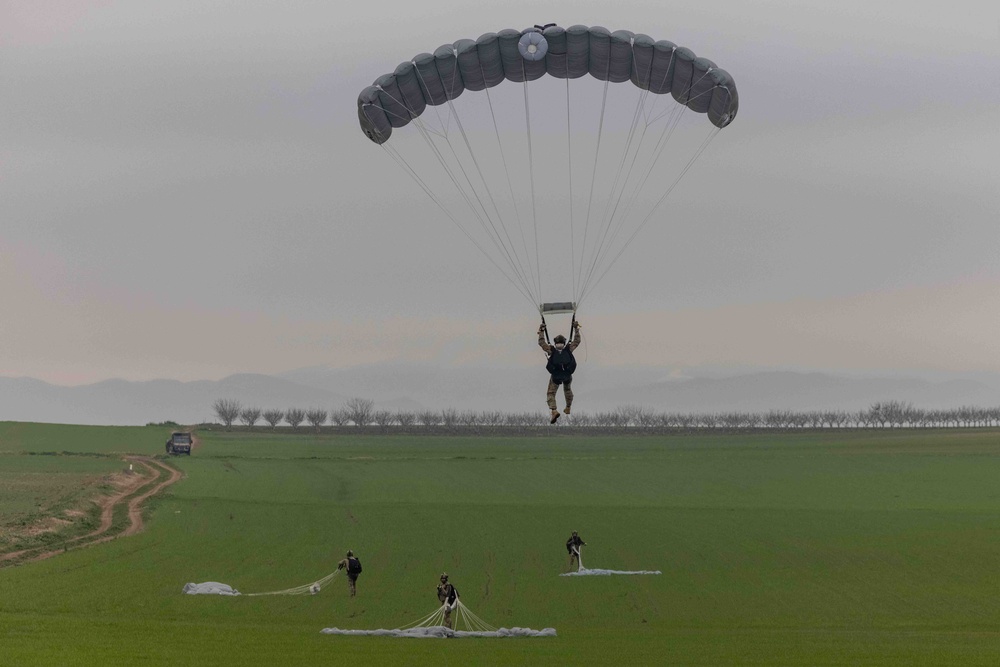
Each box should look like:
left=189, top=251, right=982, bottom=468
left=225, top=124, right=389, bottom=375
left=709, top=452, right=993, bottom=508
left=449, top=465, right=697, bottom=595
left=2, top=426, right=1000, bottom=665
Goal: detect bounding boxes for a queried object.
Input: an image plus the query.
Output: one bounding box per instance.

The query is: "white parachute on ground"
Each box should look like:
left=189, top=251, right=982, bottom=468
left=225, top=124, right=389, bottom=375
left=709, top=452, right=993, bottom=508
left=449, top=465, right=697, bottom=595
left=183, top=570, right=340, bottom=596
left=560, top=546, right=661, bottom=576
left=183, top=582, right=241, bottom=595
left=561, top=567, right=662, bottom=576
left=321, top=600, right=556, bottom=638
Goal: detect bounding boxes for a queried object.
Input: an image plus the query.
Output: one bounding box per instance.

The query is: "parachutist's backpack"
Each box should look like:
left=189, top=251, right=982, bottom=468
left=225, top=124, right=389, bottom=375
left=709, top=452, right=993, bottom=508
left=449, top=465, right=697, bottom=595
left=347, top=557, right=362, bottom=575
left=546, top=347, right=577, bottom=385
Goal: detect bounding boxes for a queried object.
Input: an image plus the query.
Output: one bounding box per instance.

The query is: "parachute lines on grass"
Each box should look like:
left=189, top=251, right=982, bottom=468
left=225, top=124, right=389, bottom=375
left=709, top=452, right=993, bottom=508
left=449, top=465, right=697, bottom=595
left=561, top=546, right=661, bottom=577
left=321, top=600, right=556, bottom=638
left=182, top=570, right=340, bottom=596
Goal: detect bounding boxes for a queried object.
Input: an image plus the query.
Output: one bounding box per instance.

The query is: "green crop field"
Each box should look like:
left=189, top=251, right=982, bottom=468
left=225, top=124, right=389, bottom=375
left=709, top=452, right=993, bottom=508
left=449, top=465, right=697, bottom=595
left=2, top=423, right=1000, bottom=665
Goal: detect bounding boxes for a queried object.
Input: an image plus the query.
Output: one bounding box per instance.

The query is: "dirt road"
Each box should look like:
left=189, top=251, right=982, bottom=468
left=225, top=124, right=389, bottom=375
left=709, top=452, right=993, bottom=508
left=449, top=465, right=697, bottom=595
left=0, top=456, right=183, bottom=566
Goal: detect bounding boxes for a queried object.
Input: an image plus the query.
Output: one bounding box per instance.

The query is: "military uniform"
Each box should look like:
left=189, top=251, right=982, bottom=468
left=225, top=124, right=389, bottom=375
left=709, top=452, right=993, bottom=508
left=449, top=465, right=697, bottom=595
left=566, top=532, right=586, bottom=570
left=337, top=551, right=362, bottom=596
left=538, top=327, right=582, bottom=414
left=436, top=575, right=459, bottom=629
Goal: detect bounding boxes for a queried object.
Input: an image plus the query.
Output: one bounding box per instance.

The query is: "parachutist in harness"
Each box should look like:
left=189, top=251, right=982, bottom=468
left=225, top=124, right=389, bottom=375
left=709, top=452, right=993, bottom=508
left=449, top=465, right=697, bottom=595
left=337, top=550, right=363, bottom=597
left=538, top=320, right=582, bottom=423
left=436, top=573, right=460, bottom=629
left=566, top=531, right=587, bottom=571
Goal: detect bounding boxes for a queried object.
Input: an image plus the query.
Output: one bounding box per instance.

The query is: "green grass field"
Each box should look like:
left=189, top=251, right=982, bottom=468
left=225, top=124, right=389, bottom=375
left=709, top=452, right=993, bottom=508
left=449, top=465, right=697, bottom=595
left=2, top=423, right=1000, bottom=665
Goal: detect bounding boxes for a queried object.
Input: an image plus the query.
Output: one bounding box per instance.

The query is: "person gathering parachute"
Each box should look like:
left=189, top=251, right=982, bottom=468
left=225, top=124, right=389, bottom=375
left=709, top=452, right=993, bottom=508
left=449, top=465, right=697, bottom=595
left=538, top=319, right=581, bottom=422
left=337, top=550, right=363, bottom=597
left=566, top=531, right=587, bottom=571
left=436, top=573, right=460, bottom=629
left=357, top=23, right=737, bottom=391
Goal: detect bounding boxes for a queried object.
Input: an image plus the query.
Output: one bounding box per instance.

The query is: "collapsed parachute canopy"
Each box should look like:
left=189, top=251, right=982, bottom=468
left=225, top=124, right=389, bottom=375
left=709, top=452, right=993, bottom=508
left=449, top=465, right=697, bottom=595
left=358, top=25, right=738, bottom=145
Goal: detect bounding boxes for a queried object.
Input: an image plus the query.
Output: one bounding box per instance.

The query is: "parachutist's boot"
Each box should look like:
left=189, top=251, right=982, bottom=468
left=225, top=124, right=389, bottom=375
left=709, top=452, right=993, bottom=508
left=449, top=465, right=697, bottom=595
left=550, top=410, right=560, bottom=424
left=564, top=407, right=571, bottom=415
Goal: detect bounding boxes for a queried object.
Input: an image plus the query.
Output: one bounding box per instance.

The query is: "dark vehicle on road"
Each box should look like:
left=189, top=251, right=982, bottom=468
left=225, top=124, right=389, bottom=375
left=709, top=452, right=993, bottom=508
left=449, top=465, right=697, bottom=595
left=166, top=432, right=193, bottom=455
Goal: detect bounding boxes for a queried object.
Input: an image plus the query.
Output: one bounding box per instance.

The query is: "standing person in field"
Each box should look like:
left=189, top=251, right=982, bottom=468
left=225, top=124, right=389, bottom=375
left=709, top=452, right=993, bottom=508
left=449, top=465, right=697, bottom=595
left=566, top=531, right=587, bottom=571
left=537, top=322, right=582, bottom=423
left=337, top=550, right=362, bottom=597
left=436, top=573, right=460, bottom=629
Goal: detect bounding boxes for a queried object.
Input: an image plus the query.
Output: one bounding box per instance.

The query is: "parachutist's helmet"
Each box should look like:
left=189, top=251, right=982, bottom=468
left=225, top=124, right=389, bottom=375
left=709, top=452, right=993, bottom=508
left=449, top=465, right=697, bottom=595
left=572, top=531, right=578, bottom=536
left=440, top=573, right=449, bottom=582
left=554, top=335, right=567, bottom=344
left=346, top=550, right=353, bottom=557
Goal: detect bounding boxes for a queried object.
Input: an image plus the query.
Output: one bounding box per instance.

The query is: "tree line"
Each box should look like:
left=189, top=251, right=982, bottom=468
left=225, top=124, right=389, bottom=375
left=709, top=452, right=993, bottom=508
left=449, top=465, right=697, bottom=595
left=211, top=398, right=1000, bottom=432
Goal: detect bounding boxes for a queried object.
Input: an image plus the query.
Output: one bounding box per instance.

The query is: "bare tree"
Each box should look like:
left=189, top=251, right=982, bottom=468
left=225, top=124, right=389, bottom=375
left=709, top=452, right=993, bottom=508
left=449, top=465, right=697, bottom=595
left=213, top=398, right=242, bottom=431
left=372, top=410, right=395, bottom=430
left=634, top=406, right=657, bottom=428
left=240, top=406, right=262, bottom=430
left=330, top=408, right=351, bottom=427
left=417, top=411, right=440, bottom=427
left=306, top=408, right=328, bottom=432
left=263, top=409, right=284, bottom=429
left=395, top=411, right=416, bottom=428
left=440, top=408, right=459, bottom=428
left=285, top=408, right=305, bottom=431
left=345, top=398, right=375, bottom=427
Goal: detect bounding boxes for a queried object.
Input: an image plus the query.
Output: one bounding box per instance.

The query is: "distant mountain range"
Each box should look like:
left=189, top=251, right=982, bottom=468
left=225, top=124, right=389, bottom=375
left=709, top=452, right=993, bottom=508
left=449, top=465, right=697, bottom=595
left=1, top=365, right=997, bottom=426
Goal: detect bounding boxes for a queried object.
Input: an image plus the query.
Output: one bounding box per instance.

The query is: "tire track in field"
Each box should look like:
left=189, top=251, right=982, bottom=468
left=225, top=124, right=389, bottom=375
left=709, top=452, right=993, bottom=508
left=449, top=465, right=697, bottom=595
left=0, top=457, right=182, bottom=566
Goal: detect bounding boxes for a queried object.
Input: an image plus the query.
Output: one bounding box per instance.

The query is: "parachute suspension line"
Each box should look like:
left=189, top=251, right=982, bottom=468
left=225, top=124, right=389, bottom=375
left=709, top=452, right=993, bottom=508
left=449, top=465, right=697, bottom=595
left=575, top=58, right=613, bottom=301
left=578, top=67, right=720, bottom=304
left=411, top=113, right=534, bottom=300
left=391, top=107, right=539, bottom=305
left=588, top=36, right=655, bottom=264
left=441, top=98, right=539, bottom=302
left=583, top=125, right=721, bottom=302
left=596, top=103, right=686, bottom=249
left=244, top=570, right=340, bottom=597
left=423, top=52, right=537, bottom=297
left=455, top=601, right=498, bottom=632
left=377, top=68, right=539, bottom=305
left=413, top=110, right=539, bottom=304
left=581, top=65, right=649, bottom=297
left=577, top=100, right=685, bottom=302
left=380, top=142, right=537, bottom=307
left=578, top=66, right=654, bottom=302
left=521, top=61, right=543, bottom=305
left=480, top=68, right=538, bottom=305
left=565, top=67, right=577, bottom=302
left=396, top=600, right=497, bottom=633
left=432, top=54, right=538, bottom=300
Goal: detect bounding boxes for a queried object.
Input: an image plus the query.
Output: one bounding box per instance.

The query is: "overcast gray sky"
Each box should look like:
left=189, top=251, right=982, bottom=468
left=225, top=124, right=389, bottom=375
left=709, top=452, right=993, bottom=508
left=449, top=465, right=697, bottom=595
left=2, top=0, right=998, bottom=385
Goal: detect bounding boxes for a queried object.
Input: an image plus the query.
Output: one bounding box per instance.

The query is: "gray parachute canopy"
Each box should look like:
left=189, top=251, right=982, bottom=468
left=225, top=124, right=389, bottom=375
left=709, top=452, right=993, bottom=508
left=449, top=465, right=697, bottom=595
left=355, top=24, right=740, bottom=312
left=358, top=25, right=738, bottom=145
